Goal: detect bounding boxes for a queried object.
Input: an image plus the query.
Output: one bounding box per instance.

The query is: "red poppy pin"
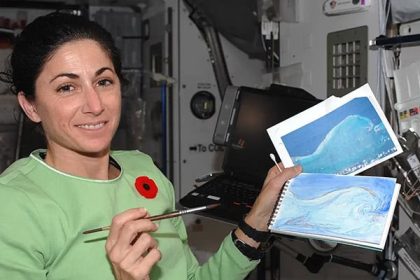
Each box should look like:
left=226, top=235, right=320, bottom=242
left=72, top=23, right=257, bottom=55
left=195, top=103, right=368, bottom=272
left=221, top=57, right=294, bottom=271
left=135, top=176, right=158, bottom=199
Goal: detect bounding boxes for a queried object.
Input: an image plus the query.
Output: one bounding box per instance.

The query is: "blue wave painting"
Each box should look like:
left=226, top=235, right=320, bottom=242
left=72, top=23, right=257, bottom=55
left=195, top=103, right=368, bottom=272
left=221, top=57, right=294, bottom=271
left=281, top=97, right=398, bottom=174
left=271, top=173, right=396, bottom=246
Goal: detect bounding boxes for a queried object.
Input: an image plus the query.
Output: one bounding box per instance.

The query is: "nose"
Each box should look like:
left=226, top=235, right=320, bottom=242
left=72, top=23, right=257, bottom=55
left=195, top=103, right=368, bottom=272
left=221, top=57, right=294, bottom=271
left=83, top=86, right=104, bottom=115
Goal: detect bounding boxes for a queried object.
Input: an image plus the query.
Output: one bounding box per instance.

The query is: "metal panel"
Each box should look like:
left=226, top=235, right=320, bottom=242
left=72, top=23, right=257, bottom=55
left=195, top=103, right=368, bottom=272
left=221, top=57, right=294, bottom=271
left=279, top=0, right=380, bottom=100
left=327, top=25, right=368, bottom=97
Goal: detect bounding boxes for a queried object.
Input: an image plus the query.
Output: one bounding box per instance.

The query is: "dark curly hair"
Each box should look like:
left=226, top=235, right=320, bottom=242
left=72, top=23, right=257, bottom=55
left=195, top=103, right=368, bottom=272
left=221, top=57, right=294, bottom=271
left=0, top=12, right=125, bottom=98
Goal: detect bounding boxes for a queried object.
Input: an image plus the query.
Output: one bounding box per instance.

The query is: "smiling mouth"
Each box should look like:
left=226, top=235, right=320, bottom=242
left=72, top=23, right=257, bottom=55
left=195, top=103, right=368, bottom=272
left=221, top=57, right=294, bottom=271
left=76, top=122, right=106, bottom=130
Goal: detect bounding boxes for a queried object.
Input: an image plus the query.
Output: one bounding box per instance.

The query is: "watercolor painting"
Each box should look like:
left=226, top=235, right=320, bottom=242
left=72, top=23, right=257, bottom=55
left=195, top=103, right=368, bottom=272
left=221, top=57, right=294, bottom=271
left=267, top=84, right=402, bottom=175
left=269, top=173, right=399, bottom=249
left=282, top=97, right=398, bottom=174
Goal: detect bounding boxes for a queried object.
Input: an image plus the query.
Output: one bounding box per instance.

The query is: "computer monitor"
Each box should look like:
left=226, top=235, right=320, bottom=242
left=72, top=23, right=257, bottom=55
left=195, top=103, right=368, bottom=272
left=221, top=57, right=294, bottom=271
left=214, top=84, right=322, bottom=184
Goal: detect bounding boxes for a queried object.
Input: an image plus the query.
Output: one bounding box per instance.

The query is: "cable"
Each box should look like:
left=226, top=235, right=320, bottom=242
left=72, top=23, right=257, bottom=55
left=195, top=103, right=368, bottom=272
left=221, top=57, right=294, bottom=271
left=260, top=18, right=280, bottom=71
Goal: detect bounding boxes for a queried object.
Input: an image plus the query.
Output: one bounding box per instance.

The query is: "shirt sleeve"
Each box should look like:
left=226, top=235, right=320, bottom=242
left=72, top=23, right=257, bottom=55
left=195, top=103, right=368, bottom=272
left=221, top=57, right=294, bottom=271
left=0, top=185, right=48, bottom=280
left=171, top=214, right=259, bottom=280
left=160, top=173, right=259, bottom=280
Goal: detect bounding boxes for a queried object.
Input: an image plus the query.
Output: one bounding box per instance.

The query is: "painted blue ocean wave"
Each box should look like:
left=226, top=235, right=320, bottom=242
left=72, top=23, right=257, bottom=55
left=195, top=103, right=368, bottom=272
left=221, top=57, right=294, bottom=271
left=273, top=186, right=390, bottom=244
left=292, top=115, right=397, bottom=174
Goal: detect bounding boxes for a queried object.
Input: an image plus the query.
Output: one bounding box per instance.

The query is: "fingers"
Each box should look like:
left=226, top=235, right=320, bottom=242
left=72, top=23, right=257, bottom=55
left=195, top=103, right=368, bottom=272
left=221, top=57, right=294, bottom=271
left=126, top=248, right=161, bottom=278
left=106, top=207, right=158, bottom=254
left=106, top=208, right=150, bottom=250
left=278, top=164, right=302, bottom=181
left=263, top=162, right=284, bottom=185
left=106, top=208, right=161, bottom=279
left=247, top=164, right=303, bottom=230
left=270, top=161, right=285, bottom=175
left=115, top=234, right=161, bottom=279
left=263, top=164, right=301, bottom=190
left=109, top=219, right=158, bottom=258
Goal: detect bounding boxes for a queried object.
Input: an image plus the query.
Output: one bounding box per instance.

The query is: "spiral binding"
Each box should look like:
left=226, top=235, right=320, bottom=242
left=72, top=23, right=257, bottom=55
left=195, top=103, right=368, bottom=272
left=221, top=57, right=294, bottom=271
left=268, top=179, right=291, bottom=229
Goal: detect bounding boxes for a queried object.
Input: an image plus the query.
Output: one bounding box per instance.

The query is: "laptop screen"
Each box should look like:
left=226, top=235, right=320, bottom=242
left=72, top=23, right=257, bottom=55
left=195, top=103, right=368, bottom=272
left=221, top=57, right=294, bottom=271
left=223, top=85, right=322, bottom=185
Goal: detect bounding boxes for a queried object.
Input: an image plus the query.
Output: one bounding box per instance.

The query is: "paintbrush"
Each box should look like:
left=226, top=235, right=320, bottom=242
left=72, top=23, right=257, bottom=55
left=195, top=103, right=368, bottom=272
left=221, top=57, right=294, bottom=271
left=83, top=203, right=221, bottom=234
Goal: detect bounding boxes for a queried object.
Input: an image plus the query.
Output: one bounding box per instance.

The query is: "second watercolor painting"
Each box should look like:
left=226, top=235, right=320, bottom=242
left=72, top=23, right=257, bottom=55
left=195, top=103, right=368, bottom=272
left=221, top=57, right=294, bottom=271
left=268, top=173, right=400, bottom=250
left=267, top=84, right=403, bottom=175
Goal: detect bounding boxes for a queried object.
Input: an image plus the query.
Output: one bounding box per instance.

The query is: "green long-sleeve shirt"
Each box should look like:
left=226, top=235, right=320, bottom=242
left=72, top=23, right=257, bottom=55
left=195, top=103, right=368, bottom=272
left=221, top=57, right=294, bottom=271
left=0, top=150, right=258, bottom=279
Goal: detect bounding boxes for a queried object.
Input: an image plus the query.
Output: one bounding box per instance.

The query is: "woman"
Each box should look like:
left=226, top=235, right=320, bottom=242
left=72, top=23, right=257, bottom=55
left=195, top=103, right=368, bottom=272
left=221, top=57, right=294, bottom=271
left=0, top=12, right=301, bottom=280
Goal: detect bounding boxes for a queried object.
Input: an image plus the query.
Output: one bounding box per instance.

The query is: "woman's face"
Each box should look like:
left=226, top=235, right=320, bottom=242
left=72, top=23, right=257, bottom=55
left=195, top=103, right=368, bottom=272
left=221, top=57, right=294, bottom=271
left=27, top=39, right=121, bottom=156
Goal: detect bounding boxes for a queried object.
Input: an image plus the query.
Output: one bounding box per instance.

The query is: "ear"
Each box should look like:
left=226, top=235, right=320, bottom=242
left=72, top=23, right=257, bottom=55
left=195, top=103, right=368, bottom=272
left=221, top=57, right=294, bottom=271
left=17, top=92, right=41, bottom=123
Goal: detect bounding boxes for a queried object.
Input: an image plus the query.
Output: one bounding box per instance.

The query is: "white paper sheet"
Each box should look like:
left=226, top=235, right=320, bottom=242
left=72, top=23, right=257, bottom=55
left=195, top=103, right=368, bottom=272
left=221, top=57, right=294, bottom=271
left=267, top=84, right=403, bottom=175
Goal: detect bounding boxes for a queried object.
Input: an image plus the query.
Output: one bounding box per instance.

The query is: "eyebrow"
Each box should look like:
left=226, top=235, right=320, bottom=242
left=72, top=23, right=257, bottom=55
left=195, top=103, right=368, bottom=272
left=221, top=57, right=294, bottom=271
left=49, top=67, right=115, bottom=83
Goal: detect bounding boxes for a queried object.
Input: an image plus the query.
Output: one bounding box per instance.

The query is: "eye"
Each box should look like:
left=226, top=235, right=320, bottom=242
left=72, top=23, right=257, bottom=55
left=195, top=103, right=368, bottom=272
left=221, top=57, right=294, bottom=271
left=97, top=79, right=113, bottom=87
left=57, top=84, right=75, bottom=93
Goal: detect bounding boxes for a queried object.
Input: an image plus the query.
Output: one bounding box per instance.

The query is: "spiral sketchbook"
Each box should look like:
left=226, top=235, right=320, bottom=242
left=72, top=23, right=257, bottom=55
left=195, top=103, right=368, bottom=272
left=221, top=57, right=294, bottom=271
left=268, top=173, right=400, bottom=250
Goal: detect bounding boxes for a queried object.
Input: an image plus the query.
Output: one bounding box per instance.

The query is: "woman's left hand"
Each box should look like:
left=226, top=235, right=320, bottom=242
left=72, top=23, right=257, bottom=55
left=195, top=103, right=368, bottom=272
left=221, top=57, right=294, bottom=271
left=245, top=163, right=302, bottom=232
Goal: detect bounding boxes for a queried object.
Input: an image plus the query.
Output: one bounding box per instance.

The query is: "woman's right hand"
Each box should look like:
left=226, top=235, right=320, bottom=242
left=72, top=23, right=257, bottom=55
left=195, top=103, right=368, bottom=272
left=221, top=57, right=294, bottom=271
left=105, top=208, right=161, bottom=280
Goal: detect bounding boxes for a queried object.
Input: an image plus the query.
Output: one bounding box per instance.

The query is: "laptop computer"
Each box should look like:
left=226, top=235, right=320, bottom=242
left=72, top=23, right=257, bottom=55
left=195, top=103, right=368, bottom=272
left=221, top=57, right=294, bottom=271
left=179, top=84, right=322, bottom=224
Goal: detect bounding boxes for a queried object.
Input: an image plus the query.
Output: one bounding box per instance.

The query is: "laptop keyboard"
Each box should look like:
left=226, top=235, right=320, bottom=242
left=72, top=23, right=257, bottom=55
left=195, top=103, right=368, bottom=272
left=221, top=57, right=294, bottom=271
left=179, top=176, right=261, bottom=223
left=193, top=177, right=259, bottom=207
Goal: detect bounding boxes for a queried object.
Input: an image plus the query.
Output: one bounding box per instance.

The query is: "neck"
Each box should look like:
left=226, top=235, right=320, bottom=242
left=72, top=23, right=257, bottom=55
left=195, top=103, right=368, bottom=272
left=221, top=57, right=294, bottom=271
left=44, top=146, right=118, bottom=180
